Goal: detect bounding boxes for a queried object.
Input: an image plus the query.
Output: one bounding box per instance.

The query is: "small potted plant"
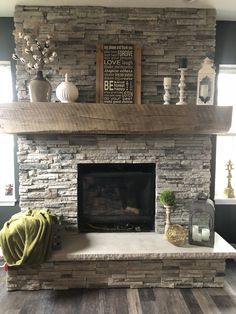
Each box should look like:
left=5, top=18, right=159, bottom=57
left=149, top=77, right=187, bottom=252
left=160, top=189, right=176, bottom=207
left=159, top=189, right=176, bottom=235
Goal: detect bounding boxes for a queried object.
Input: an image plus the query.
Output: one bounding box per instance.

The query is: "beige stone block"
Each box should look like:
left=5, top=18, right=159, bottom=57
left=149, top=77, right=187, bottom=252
left=161, top=274, right=180, bottom=280
left=111, top=274, right=126, bottom=279
left=162, top=269, right=179, bottom=275
left=214, top=276, right=225, bottom=283
left=142, top=282, right=162, bottom=288
left=161, top=281, right=175, bottom=288
left=179, top=271, right=203, bottom=278
left=127, top=274, right=146, bottom=280
left=145, top=273, right=162, bottom=279
left=106, top=268, right=127, bottom=274
left=202, top=277, right=214, bottom=283
left=127, top=270, right=144, bottom=276
left=108, top=279, right=130, bottom=287
left=203, top=282, right=224, bottom=288
left=175, top=283, right=194, bottom=288
left=202, top=270, right=217, bottom=275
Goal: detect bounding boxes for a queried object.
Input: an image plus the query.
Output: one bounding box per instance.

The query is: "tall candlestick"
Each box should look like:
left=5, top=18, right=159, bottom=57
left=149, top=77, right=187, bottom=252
left=176, top=68, right=187, bottom=105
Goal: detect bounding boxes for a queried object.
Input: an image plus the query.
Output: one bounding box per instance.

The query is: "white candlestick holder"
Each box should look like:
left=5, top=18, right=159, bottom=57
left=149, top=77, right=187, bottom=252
left=176, top=68, right=187, bottom=105
left=163, top=84, right=171, bottom=104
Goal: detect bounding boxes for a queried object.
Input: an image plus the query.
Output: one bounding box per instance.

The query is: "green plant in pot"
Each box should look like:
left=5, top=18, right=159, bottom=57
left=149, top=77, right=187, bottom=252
left=160, top=190, right=176, bottom=207
left=159, top=189, right=176, bottom=235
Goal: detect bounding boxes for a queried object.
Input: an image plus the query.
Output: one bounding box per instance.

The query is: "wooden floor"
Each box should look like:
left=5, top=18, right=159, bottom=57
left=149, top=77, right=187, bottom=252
left=1, top=260, right=236, bottom=314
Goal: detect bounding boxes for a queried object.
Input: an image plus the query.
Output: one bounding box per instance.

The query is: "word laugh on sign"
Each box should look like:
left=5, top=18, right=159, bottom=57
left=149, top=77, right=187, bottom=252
left=103, top=45, right=134, bottom=104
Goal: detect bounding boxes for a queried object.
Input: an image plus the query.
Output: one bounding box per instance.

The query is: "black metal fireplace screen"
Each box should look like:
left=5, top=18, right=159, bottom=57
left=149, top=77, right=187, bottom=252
left=78, top=163, right=155, bottom=232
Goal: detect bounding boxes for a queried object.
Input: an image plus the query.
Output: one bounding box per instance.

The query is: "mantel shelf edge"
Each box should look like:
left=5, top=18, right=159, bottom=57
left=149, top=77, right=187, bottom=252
left=0, top=102, right=232, bottom=135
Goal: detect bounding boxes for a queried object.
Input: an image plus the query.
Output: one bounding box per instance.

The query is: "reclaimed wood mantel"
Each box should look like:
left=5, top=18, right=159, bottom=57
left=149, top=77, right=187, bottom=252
left=0, top=102, right=232, bottom=135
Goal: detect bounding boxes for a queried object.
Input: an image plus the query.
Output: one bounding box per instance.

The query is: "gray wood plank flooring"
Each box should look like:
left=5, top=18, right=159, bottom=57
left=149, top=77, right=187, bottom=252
left=0, top=260, right=236, bottom=314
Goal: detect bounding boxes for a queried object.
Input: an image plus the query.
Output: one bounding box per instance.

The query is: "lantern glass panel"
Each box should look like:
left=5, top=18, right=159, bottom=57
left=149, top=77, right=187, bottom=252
left=189, top=194, right=215, bottom=247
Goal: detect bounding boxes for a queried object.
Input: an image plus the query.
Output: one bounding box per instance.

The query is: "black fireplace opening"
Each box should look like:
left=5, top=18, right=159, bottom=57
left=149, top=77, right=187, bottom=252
left=78, top=163, right=156, bottom=232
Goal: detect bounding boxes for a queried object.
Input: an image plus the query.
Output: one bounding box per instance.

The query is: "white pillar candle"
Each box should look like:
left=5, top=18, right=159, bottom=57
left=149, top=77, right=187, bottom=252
left=192, top=225, right=199, bottom=234
left=192, top=225, right=202, bottom=242
left=164, top=77, right=172, bottom=87
left=202, top=228, right=210, bottom=241
left=200, top=84, right=209, bottom=98
left=192, top=232, right=202, bottom=242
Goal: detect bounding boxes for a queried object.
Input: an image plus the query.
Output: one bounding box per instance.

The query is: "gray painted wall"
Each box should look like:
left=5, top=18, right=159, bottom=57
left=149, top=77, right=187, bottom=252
left=0, top=18, right=19, bottom=228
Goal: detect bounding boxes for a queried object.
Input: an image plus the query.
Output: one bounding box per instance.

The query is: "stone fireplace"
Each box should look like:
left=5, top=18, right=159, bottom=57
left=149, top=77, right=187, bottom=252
left=10, top=127, right=236, bottom=292
left=17, top=134, right=212, bottom=233
left=3, top=104, right=233, bottom=291
left=5, top=5, right=236, bottom=291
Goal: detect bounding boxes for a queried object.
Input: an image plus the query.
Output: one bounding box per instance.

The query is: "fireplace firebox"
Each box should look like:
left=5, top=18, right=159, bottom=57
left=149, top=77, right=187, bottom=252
left=78, top=163, right=156, bottom=232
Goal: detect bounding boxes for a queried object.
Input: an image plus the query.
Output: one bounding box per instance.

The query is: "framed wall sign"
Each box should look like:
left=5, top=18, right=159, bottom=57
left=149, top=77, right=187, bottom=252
left=96, top=44, right=141, bottom=104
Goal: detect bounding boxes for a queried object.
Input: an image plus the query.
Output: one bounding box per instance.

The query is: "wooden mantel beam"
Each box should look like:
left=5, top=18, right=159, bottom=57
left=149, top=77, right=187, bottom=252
left=0, top=102, right=232, bottom=135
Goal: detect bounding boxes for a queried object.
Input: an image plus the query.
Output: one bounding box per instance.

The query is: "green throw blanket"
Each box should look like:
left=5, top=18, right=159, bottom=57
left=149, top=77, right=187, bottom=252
left=0, top=209, right=54, bottom=266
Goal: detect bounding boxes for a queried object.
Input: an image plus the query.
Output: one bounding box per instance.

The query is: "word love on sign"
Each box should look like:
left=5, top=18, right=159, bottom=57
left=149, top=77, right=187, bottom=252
left=96, top=44, right=141, bottom=104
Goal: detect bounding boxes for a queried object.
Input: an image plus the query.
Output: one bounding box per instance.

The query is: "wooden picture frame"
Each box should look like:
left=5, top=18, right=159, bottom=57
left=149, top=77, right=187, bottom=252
left=96, top=44, right=141, bottom=105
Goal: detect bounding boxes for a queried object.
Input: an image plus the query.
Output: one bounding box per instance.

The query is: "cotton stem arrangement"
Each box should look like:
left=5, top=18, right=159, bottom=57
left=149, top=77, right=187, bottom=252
left=12, top=32, right=57, bottom=72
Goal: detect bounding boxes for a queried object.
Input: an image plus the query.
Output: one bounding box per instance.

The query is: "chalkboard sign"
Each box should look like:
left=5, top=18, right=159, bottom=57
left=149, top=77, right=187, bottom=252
left=96, top=44, right=141, bottom=104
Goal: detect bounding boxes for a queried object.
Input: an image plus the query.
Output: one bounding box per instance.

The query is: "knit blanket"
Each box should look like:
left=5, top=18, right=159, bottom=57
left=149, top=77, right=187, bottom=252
left=0, top=209, right=54, bottom=266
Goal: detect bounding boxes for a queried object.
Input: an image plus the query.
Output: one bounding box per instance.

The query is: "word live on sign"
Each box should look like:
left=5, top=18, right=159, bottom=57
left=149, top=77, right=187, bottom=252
left=103, top=45, right=134, bottom=104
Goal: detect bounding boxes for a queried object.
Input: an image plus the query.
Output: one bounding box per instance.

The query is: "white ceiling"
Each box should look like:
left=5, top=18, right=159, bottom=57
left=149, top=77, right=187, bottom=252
left=1, top=0, right=236, bottom=20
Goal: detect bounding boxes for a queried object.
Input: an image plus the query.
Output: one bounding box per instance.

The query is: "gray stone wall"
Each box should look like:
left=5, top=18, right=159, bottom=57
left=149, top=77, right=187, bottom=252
left=13, top=6, right=216, bottom=104
left=7, top=258, right=225, bottom=290
left=14, top=6, right=215, bottom=232
left=17, top=134, right=212, bottom=232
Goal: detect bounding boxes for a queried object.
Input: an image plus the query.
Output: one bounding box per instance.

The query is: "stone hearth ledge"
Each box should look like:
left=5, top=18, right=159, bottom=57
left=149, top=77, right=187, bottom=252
left=1, top=232, right=235, bottom=262
left=4, top=233, right=236, bottom=290
left=49, top=232, right=236, bottom=261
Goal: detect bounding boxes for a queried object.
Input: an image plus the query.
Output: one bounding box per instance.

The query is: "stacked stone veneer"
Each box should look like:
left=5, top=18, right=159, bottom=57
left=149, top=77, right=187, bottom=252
left=18, top=134, right=212, bottom=232
left=14, top=6, right=215, bottom=231
left=7, top=259, right=225, bottom=290
left=14, top=6, right=216, bottom=104
left=10, top=6, right=220, bottom=292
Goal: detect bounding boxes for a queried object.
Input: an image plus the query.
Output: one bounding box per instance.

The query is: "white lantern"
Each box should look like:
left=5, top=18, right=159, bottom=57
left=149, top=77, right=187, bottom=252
left=196, top=57, right=216, bottom=106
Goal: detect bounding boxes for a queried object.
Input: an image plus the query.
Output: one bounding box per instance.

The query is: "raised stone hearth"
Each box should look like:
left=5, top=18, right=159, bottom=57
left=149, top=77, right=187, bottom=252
left=6, top=233, right=236, bottom=290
